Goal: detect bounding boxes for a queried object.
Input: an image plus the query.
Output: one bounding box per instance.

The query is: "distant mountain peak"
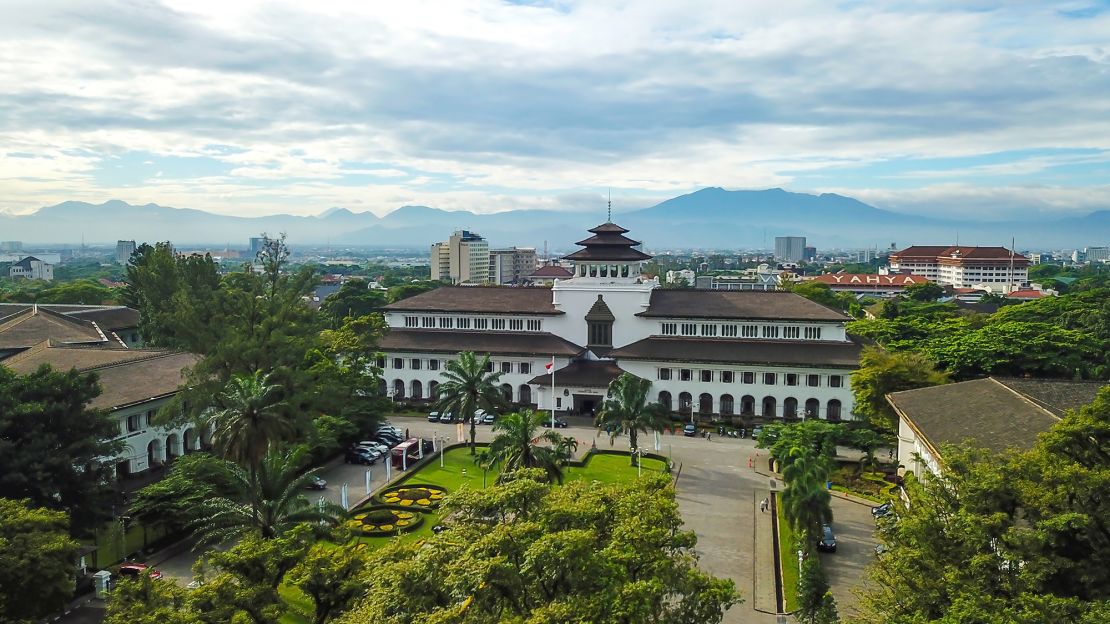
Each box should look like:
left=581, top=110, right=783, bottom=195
left=318, top=206, right=355, bottom=218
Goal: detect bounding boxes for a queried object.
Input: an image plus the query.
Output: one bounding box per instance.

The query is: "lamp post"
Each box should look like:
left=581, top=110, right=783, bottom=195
left=632, top=448, right=643, bottom=478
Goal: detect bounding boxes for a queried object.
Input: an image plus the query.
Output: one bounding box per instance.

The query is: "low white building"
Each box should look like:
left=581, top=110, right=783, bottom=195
left=887, top=377, right=1102, bottom=479
left=8, top=255, right=54, bottom=281
left=379, top=221, right=860, bottom=423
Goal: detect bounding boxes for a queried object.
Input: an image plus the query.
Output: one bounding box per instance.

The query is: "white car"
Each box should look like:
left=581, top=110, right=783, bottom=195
left=358, top=441, right=389, bottom=454
left=481, top=412, right=496, bottom=425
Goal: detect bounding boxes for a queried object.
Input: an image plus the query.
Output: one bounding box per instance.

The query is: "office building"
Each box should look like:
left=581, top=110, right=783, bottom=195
left=249, top=237, right=266, bottom=259
left=489, top=247, right=538, bottom=285
left=1085, top=246, right=1109, bottom=263
left=430, top=230, right=490, bottom=284
left=888, top=245, right=1029, bottom=292
left=774, top=236, right=806, bottom=263
left=0, top=241, right=21, bottom=253
left=116, top=240, right=137, bottom=265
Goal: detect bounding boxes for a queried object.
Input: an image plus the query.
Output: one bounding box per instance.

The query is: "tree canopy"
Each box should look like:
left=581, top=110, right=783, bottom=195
left=0, top=498, right=80, bottom=623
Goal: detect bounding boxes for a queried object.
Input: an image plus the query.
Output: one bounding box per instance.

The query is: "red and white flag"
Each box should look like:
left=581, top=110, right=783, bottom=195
left=545, top=356, right=555, bottom=373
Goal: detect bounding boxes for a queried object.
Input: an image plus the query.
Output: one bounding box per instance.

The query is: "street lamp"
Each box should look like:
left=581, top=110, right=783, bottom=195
left=632, top=448, right=644, bottom=478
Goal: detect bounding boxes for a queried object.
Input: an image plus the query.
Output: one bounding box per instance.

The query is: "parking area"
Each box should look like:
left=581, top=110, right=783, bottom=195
left=820, top=496, right=879, bottom=618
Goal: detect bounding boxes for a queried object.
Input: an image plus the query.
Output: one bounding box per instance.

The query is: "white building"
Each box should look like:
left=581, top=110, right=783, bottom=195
left=380, top=221, right=860, bottom=422
left=665, top=269, right=695, bottom=285
left=887, top=378, right=1101, bottom=478
left=888, top=245, right=1029, bottom=293
left=1086, top=246, right=1109, bottom=263
left=774, top=236, right=806, bottom=263
left=430, top=230, right=490, bottom=284
left=116, top=240, right=137, bottom=265
left=8, top=255, right=54, bottom=281
left=489, top=247, right=538, bottom=285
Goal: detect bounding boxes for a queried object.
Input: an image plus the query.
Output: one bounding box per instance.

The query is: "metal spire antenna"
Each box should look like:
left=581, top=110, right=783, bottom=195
left=607, top=188, right=612, bottom=222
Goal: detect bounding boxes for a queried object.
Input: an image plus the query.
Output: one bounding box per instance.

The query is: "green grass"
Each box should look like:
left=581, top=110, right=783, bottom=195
left=776, top=501, right=800, bottom=613
left=564, top=453, right=668, bottom=484
left=278, top=584, right=312, bottom=624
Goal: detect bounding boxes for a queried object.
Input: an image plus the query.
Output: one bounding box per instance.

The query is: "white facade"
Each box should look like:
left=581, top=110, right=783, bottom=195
left=111, top=398, right=204, bottom=475
left=382, top=221, right=858, bottom=422
left=897, top=414, right=941, bottom=478
left=775, top=236, right=806, bottom=263
left=8, top=256, right=54, bottom=281
left=489, top=247, right=538, bottom=285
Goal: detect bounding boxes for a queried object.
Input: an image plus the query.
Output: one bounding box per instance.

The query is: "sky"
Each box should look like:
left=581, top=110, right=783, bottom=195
left=1, top=0, right=1108, bottom=220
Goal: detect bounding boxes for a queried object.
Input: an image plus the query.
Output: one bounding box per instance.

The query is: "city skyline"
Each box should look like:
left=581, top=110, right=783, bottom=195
left=1, top=1, right=1108, bottom=221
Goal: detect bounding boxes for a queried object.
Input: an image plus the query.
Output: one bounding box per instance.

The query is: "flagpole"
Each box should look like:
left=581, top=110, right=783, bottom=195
left=550, top=355, right=556, bottom=428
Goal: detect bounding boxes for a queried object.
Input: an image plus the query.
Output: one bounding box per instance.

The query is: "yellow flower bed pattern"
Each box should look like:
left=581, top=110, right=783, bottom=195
left=380, top=486, right=447, bottom=509
left=348, top=507, right=422, bottom=536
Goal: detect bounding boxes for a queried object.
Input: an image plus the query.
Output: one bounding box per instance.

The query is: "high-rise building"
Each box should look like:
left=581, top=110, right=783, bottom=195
left=430, top=230, right=490, bottom=284
left=803, top=246, right=817, bottom=261
left=249, top=237, right=266, bottom=259
left=774, top=236, right=806, bottom=263
left=1085, top=246, right=1109, bottom=263
left=0, top=241, right=22, bottom=253
left=116, top=240, right=137, bottom=265
left=489, top=247, right=538, bottom=285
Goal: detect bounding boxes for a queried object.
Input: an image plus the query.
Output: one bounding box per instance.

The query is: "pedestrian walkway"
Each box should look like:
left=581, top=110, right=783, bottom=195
left=752, top=492, right=779, bottom=614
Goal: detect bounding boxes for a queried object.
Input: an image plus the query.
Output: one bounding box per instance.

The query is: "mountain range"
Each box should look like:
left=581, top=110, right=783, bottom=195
left=0, top=188, right=1105, bottom=250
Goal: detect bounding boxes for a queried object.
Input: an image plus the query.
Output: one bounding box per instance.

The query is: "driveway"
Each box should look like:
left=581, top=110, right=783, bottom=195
left=820, top=495, right=879, bottom=618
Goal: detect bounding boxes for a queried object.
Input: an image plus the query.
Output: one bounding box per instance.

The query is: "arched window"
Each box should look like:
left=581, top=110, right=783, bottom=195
left=147, top=438, right=164, bottom=466
left=805, top=398, right=821, bottom=419
left=720, top=394, right=734, bottom=415
left=411, top=380, right=423, bottom=400
left=699, top=393, right=713, bottom=414
left=166, top=433, right=182, bottom=459
left=762, top=396, right=777, bottom=418
left=679, top=392, right=692, bottom=413
left=501, top=383, right=514, bottom=403
left=784, top=397, right=798, bottom=418
left=378, top=378, right=387, bottom=395
left=741, top=395, right=755, bottom=415
left=519, top=384, right=532, bottom=405
left=429, top=380, right=439, bottom=399
left=392, top=379, right=405, bottom=399
left=658, top=391, right=672, bottom=411
left=827, top=399, right=842, bottom=421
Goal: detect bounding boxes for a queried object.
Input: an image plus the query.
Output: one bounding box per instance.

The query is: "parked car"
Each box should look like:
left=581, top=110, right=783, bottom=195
left=427, top=411, right=440, bottom=422
left=344, top=448, right=378, bottom=465
left=374, top=432, right=402, bottom=444
left=438, top=412, right=455, bottom=423
left=421, top=439, right=435, bottom=454
left=354, top=445, right=384, bottom=459
left=118, top=563, right=163, bottom=580
left=751, top=425, right=764, bottom=439
left=817, top=524, right=837, bottom=552
left=871, top=502, right=893, bottom=519
left=481, top=412, right=496, bottom=425
left=305, top=475, right=327, bottom=490
left=358, top=441, right=389, bottom=454
left=542, top=418, right=569, bottom=428
left=683, top=423, right=698, bottom=437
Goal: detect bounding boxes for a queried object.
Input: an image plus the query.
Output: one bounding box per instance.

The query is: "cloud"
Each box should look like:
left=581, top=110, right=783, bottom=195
left=0, top=0, right=1107, bottom=218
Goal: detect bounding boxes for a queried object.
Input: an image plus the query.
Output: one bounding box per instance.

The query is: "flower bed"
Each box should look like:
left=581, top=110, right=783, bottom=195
left=376, top=484, right=448, bottom=509
left=346, top=506, right=424, bottom=536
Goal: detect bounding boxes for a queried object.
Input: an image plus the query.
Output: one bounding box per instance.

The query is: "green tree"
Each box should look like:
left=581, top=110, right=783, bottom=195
left=780, top=447, right=833, bottom=545
left=319, top=278, right=387, bottom=327
left=0, top=499, right=80, bottom=623
left=288, top=543, right=371, bottom=624
left=0, top=366, right=122, bottom=533
left=850, top=346, right=949, bottom=430
left=105, top=571, right=200, bottom=624
left=129, top=453, right=239, bottom=533
left=788, top=280, right=856, bottom=312
left=797, top=555, right=838, bottom=624
left=192, top=449, right=345, bottom=545
left=34, top=279, right=116, bottom=304
left=339, top=470, right=740, bottom=623
left=595, top=372, right=671, bottom=462
left=386, top=280, right=441, bottom=303
left=903, top=281, right=944, bottom=302
left=486, top=410, right=575, bottom=483
left=435, top=351, right=506, bottom=454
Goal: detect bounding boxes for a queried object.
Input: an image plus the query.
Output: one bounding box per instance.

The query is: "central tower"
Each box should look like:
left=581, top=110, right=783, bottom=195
left=562, top=222, right=651, bottom=284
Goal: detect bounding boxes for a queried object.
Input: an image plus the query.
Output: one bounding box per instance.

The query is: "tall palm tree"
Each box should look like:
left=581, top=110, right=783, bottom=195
left=595, top=373, right=670, bottom=464
left=486, top=410, right=573, bottom=483
left=205, top=371, right=295, bottom=523
left=435, top=351, right=507, bottom=454
left=780, top=447, right=834, bottom=546
left=192, top=448, right=345, bottom=546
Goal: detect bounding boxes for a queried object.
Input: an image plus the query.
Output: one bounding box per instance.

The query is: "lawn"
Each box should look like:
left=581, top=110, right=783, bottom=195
left=776, top=500, right=800, bottom=613
left=565, top=452, right=668, bottom=484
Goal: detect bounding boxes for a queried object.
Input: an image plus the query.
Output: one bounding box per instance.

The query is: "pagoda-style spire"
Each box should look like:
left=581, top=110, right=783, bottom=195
left=563, top=221, right=651, bottom=262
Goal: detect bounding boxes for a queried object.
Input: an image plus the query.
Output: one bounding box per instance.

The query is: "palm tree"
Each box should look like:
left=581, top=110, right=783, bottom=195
left=192, top=448, right=345, bottom=546
left=435, top=351, right=507, bottom=454
left=205, top=371, right=295, bottom=523
left=486, top=410, right=573, bottom=483
left=595, top=373, right=670, bottom=464
left=780, top=447, right=834, bottom=546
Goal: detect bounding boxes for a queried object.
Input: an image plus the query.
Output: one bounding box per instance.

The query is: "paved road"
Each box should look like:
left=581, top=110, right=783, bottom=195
left=821, top=496, right=879, bottom=618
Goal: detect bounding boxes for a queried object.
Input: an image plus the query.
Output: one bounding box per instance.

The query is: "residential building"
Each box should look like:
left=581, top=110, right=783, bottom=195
left=774, top=236, right=806, bottom=263
left=430, top=230, right=490, bottom=284
left=0, top=303, right=143, bottom=359
left=803, top=246, right=817, bottom=261
left=888, top=377, right=1102, bottom=478
left=809, top=273, right=931, bottom=298
left=7, top=256, right=54, bottom=281
left=116, top=240, right=137, bottom=265
left=489, top=247, right=538, bottom=285
left=379, top=221, right=859, bottom=422
left=1086, top=246, right=1109, bottom=263
left=888, top=245, right=1029, bottom=292
left=665, top=269, right=695, bottom=285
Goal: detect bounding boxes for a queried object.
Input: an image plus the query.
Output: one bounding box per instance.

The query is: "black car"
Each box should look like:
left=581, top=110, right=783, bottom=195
left=871, top=502, right=893, bottom=519
left=683, top=423, right=697, bottom=437
left=817, top=524, right=837, bottom=552
left=344, top=448, right=377, bottom=465
left=374, top=433, right=402, bottom=446
left=542, top=418, right=568, bottom=428
left=421, top=439, right=435, bottom=454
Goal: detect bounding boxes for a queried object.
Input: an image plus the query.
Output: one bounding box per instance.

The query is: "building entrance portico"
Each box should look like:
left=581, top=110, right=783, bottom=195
left=573, top=394, right=601, bottom=417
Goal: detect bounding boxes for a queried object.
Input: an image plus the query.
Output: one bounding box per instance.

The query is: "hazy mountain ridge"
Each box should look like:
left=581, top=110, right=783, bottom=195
left=0, top=189, right=1103, bottom=248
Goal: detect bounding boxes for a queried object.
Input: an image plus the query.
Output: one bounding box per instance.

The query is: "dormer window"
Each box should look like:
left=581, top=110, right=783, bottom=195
left=585, top=294, right=615, bottom=349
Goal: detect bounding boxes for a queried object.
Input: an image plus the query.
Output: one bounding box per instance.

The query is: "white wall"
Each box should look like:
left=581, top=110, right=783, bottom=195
left=111, top=398, right=201, bottom=474
left=897, top=415, right=940, bottom=478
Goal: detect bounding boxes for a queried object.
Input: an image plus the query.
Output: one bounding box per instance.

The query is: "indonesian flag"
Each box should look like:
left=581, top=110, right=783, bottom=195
left=545, top=356, right=555, bottom=373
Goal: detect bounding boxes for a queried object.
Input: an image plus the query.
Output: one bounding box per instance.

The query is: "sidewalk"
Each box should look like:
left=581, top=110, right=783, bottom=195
left=752, top=491, right=779, bottom=614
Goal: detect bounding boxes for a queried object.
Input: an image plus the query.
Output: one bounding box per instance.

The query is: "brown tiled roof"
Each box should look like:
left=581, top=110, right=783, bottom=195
left=890, top=245, right=954, bottom=260
left=1, top=344, right=199, bottom=410
left=529, top=265, right=574, bottom=278
left=379, top=329, right=584, bottom=357
left=526, top=359, right=632, bottom=387
left=892, top=246, right=1027, bottom=262
left=563, top=247, right=652, bottom=261
left=65, top=306, right=140, bottom=330
left=0, top=307, right=109, bottom=350
left=609, top=337, right=861, bottom=368
left=584, top=295, right=616, bottom=322
left=587, top=222, right=630, bottom=234
left=811, top=274, right=930, bottom=287
left=383, top=286, right=561, bottom=315
left=886, top=377, right=1097, bottom=458
left=639, top=290, right=850, bottom=321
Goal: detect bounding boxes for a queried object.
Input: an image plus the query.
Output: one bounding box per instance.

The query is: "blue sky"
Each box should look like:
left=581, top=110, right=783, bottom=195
left=0, top=0, right=1108, bottom=220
